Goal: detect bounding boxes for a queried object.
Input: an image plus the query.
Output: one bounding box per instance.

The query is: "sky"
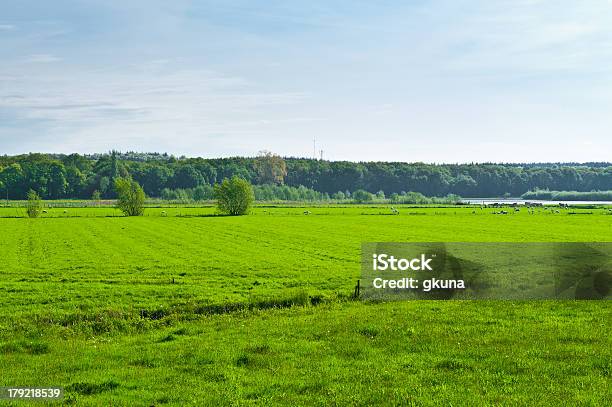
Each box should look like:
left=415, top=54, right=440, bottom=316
left=1, top=0, right=611, bottom=163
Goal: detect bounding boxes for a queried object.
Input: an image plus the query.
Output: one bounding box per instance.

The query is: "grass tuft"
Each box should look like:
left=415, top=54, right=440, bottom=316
left=356, top=325, right=379, bottom=338
left=158, top=334, right=176, bottom=343
left=66, top=380, right=119, bottom=395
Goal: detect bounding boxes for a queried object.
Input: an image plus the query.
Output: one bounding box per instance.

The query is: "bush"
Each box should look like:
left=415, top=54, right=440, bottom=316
left=115, top=178, right=145, bottom=216
left=26, top=190, right=42, bottom=218
left=352, top=189, right=374, bottom=203
left=214, top=177, right=254, bottom=215
left=252, top=184, right=328, bottom=202
left=161, top=188, right=184, bottom=201
left=193, top=184, right=214, bottom=201
left=399, top=191, right=430, bottom=204
left=332, top=191, right=346, bottom=200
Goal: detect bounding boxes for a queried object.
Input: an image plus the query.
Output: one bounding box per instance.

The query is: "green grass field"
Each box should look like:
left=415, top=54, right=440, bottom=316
left=1, top=206, right=610, bottom=405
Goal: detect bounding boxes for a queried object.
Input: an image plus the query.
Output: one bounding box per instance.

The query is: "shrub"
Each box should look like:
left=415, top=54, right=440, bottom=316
left=214, top=177, right=254, bottom=215
left=26, top=190, right=42, bottom=218
left=66, top=381, right=119, bottom=395
left=252, top=184, right=329, bottom=202
left=193, top=184, right=214, bottom=201
left=332, top=191, right=346, bottom=200
left=352, top=189, right=373, bottom=203
left=115, top=178, right=145, bottom=216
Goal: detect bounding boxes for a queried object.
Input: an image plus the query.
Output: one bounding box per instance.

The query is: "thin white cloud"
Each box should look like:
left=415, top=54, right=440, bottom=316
left=0, top=24, right=15, bottom=31
left=25, top=54, right=62, bottom=63
left=0, top=60, right=314, bottom=156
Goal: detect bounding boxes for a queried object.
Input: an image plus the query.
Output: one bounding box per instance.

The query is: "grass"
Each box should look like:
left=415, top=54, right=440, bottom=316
left=0, top=205, right=610, bottom=405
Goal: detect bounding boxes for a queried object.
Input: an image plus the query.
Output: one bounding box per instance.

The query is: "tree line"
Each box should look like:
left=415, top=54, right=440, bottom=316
left=0, top=152, right=610, bottom=200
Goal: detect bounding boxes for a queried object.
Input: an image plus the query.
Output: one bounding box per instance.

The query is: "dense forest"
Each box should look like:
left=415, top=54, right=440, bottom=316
left=0, top=152, right=610, bottom=200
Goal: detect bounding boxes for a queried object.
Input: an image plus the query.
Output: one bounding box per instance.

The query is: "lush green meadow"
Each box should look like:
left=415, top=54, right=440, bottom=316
left=0, top=205, right=610, bottom=405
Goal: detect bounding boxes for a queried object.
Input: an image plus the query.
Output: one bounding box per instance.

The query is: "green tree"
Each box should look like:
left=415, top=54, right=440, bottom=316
left=92, top=151, right=128, bottom=198
left=99, top=176, right=111, bottom=196
left=254, top=151, right=287, bottom=185
left=65, top=166, right=86, bottom=197
left=91, top=190, right=101, bottom=204
left=193, top=184, right=214, bottom=201
left=0, top=180, right=5, bottom=206
left=214, top=177, right=254, bottom=215
left=141, top=165, right=173, bottom=196
left=352, top=189, right=373, bottom=203
left=172, top=165, right=204, bottom=189
left=47, top=161, right=68, bottom=198
left=115, top=178, right=145, bottom=216
left=332, top=191, right=346, bottom=200
left=0, top=163, right=23, bottom=199
left=26, top=189, right=42, bottom=218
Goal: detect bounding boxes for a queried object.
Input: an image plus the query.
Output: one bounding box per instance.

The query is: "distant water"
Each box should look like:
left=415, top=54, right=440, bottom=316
left=461, top=198, right=612, bottom=206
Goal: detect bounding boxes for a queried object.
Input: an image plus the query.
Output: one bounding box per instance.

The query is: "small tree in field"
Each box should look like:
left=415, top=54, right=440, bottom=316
left=26, top=189, right=42, bottom=218
left=115, top=178, right=145, bottom=216
left=214, top=177, right=254, bottom=215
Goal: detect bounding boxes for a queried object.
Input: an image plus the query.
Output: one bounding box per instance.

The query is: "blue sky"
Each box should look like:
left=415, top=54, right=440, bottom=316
left=1, top=0, right=611, bottom=162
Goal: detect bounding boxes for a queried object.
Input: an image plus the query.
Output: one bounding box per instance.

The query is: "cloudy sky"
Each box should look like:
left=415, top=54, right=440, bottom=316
left=1, top=0, right=611, bottom=162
